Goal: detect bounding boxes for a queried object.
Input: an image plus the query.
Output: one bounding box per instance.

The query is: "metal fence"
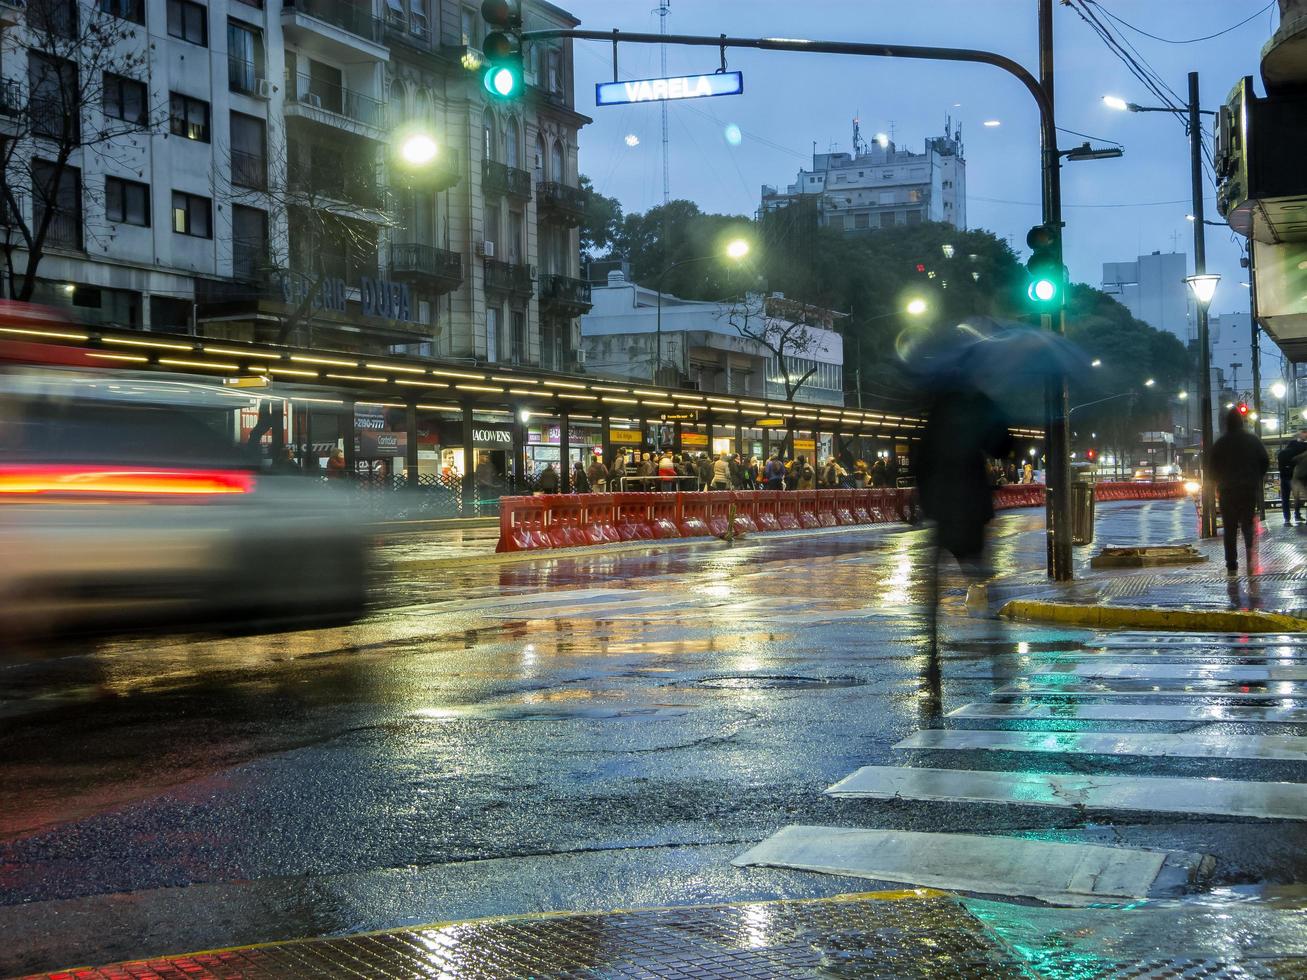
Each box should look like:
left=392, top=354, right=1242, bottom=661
left=305, top=471, right=542, bottom=520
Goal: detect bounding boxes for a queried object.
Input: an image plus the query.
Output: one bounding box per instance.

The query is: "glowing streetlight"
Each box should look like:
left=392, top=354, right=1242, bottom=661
left=1272, top=381, right=1287, bottom=399
left=1090, top=358, right=1102, bottom=367
left=941, top=243, right=955, bottom=259
left=874, top=132, right=889, bottom=148
left=1178, top=390, right=1188, bottom=400
left=1144, top=378, right=1155, bottom=387
left=725, top=238, right=750, bottom=260
left=1185, top=273, right=1220, bottom=306
left=398, top=132, right=438, bottom=167
left=1102, top=95, right=1130, bottom=112
left=905, top=297, right=928, bottom=316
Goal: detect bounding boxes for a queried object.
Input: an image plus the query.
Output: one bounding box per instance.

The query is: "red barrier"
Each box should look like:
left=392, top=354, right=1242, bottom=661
left=852, top=489, right=873, bottom=524
left=495, top=495, right=550, bottom=552
left=777, top=492, right=801, bottom=530
left=796, top=490, right=821, bottom=529
left=676, top=492, right=711, bottom=538
left=753, top=490, right=783, bottom=531
left=647, top=492, right=681, bottom=538
left=834, top=489, right=857, bottom=526
left=615, top=494, right=655, bottom=540
left=730, top=491, right=761, bottom=533
left=583, top=494, right=623, bottom=545
left=814, top=489, right=839, bottom=527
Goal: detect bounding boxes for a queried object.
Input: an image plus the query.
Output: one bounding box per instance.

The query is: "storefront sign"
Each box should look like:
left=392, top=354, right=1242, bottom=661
left=473, top=427, right=513, bottom=445
left=681, top=432, right=709, bottom=448
left=281, top=274, right=348, bottom=314
left=359, top=430, right=406, bottom=456
left=895, top=444, right=909, bottom=455
left=793, top=438, right=816, bottom=453
left=609, top=428, right=643, bottom=445
left=755, top=417, right=786, bottom=427
left=360, top=276, right=414, bottom=323
left=596, top=71, right=744, bottom=106
left=437, top=420, right=516, bottom=447
left=355, top=404, right=387, bottom=431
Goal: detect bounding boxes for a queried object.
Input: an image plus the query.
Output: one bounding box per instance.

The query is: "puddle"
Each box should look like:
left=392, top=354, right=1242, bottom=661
left=693, top=674, right=865, bottom=690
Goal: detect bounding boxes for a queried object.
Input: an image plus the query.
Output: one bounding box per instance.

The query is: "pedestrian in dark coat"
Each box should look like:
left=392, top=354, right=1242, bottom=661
left=537, top=462, right=560, bottom=494
left=1211, top=407, right=1270, bottom=575
left=571, top=461, right=590, bottom=493
left=1277, top=429, right=1307, bottom=525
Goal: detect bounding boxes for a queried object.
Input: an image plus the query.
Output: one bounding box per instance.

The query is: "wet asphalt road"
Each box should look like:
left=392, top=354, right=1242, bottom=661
left=3, top=506, right=1307, bottom=976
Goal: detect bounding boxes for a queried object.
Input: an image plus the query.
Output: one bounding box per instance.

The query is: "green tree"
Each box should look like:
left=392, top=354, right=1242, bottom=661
left=578, top=175, right=622, bottom=256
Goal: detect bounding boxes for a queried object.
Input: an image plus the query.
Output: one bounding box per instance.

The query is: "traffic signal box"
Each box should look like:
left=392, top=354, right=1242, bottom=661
left=481, top=0, right=523, bottom=101
left=1025, top=223, right=1065, bottom=313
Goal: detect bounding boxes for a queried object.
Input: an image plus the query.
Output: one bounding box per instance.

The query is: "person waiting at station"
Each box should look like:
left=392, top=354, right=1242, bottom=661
left=764, top=454, right=785, bottom=490
left=536, top=462, right=560, bottom=495
left=658, top=451, right=678, bottom=490
left=587, top=455, right=609, bottom=493
left=1277, top=429, right=1307, bottom=526
left=711, top=452, right=731, bottom=490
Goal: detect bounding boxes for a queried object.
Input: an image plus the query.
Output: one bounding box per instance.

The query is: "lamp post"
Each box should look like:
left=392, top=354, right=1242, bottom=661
left=848, top=299, right=929, bottom=409
left=1105, top=74, right=1218, bottom=534
left=654, top=238, right=750, bottom=384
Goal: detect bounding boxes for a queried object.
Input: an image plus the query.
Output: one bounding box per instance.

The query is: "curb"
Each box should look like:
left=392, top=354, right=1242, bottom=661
left=998, top=598, right=1307, bottom=633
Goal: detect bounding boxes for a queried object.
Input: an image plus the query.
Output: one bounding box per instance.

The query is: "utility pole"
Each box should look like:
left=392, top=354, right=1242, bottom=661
left=1189, top=71, right=1217, bottom=538
left=1039, top=0, right=1072, bottom=581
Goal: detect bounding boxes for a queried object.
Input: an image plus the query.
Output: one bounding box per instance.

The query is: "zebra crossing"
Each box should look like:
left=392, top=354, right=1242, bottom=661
left=735, top=631, right=1307, bottom=903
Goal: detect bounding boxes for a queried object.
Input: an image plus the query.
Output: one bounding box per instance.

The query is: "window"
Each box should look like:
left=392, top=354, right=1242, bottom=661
left=99, top=0, right=144, bottom=22
left=167, top=0, right=208, bottom=46
left=486, top=306, right=499, bottom=362
left=229, top=112, right=266, bottom=189
left=550, top=140, right=564, bottom=184
left=484, top=202, right=500, bottom=248
left=28, top=53, right=78, bottom=141
left=511, top=310, right=525, bottom=363
left=482, top=110, right=495, bottom=162
left=533, top=134, right=545, bottom=180
left=504, top=117, right=519, bottom=169
left=28, top=0, right=77, bottom=37
left=905, top=210, right=922, bottom=225
left=548, top=50, right=561, bottom=93
left=508, top=209, right=522, bottom=263
left=853, top=212, right=868, bottom=230
left=834, top=174, right=845, bottom=183
left=105, top=176, right=149, bottom=226
left=169, top=93, right=210, bottom=142
left=879, top=190, right=895, bottom=205
left=232, top=205, right=267, bottom=279
left=172, top=190, right=211, bottom=237
left=460, top=5, right=477, bottom=46
left=33, top=159, right=81, bottom=248
left=103, top=73, right=146, bottom=126
left=227, top=20, right=263, bottom=94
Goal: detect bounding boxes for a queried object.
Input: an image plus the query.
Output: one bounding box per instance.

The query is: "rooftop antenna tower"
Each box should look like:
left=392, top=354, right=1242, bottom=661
left=852, top=115, right=866, bottom=156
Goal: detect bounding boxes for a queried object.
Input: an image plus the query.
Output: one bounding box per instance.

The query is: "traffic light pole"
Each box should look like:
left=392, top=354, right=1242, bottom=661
left=527, top=23, right=1074, bottom=578
left=1039, top=0, right=1073, bottom=580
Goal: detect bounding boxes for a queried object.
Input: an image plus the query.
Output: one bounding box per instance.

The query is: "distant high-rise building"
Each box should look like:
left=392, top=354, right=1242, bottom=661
left=1101, top=251, right=1194, bottom=342
left=760, top=120, right=966, bottom=232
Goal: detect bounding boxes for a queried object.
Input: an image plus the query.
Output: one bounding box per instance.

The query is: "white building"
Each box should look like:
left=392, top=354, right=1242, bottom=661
left=760, top=121, right=966, bottom=232
left=0, top=0, right=592, bottom=367
left=1102, top=251, right=1194, bottom=343
left=581, top=272, right=844, bottom=405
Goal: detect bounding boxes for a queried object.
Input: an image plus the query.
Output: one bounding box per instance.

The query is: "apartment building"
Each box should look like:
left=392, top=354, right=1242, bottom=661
left=761, top=121, right=966, bottom=233
left=0, top=0, right=591, bottom=367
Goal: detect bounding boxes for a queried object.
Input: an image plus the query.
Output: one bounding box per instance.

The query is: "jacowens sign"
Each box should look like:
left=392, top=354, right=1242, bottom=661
left=596, top=70, right=744, bottom=107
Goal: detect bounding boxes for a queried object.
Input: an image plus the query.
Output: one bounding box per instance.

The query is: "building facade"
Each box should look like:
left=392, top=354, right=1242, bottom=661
left=0, top=0, right=591, bottom=367
left=1101, top=250, right=1193, bottom=343
left=760, top=122, right=966, bottom=232
left=581, top=272, right=844, bottom=406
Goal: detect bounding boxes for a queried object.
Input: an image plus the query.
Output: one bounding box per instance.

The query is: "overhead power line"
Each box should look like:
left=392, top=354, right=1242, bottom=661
left=1088, top=0, right=1276, bottom=45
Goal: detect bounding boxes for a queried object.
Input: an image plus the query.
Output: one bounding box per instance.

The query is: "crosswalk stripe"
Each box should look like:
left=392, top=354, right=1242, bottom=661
left=1031, top=663, right=1307, bottom=681
left=950, top=701, right=1307, bottom=724
left=994, top=680, right=1307, bottom=699
left=894, top=728, right=1307, bottom=761
left=825, top=765, right=1307, bottom=820
left=1100, top=634, right=1307, bottom=649
left=732, top=825, right=1208, bottom=902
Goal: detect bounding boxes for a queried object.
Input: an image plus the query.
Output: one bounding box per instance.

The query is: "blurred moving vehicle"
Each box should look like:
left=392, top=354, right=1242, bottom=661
left=0, top=366, right=369, bottom=645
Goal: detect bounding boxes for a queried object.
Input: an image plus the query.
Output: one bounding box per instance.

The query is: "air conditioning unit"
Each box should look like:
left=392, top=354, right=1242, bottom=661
left=574, top=349, right=586, bottom=365
left=477, top=240, right=495, bottom=258
left=255, top=79, right=273, bottom=99
left=301, top=92, right=322, bottom=109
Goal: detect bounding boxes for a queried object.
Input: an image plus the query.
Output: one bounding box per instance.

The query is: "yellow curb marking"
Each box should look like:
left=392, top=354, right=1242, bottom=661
left=999, top=598, right=1307, bottom=634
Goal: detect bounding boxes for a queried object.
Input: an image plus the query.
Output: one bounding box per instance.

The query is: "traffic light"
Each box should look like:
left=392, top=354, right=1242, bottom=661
left=481, top=0, right=522, bottom=101
left=1086, top=448, right=1096, bottom=461
left=1025, top=223, right=1065, bottom=312
left=1237, top=402, right=1250, bottom=417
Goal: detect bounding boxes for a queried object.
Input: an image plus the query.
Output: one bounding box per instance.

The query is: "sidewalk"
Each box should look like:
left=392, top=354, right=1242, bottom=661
left=985, top=498, right=1307, bottom=631
left=23, top=887, right=1307, bottom=979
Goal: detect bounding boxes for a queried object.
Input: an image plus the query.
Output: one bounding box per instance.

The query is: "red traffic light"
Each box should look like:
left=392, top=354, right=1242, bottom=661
left=915, top=263, right=926, bottom=273
left=1237, top=402, right=1249, bottom=416
left=1086, top=449, right=1096, bottom=460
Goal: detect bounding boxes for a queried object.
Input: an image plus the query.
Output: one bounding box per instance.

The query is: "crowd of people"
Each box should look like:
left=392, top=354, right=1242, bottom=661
left=533, top=450, right=909, bottom=494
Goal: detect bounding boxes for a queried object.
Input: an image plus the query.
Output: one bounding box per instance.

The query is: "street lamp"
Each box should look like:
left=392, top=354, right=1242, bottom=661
left=1272, top=381, right=1287, bottom=399
left=1144, top=378, right=1155, bottom=387
left=1186, top=273, right=1220, bottom=306
left=905, top=297, right=928, bottom=316
left=654, top=237, right=751, bottom=382
left=399, top=132, right=439, bottom=166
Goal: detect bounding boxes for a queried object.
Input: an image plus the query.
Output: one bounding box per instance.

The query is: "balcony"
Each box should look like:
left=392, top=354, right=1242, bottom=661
left=37, top=208, right=81, bottom=250
left=0, top=79, right=22, bottom=137
left=482, top=159, right=532, bottom=201
left=284, top=73, right=385, bottom=139
left=383, top=9, right=430, bottom=50
left=536, top=181, right=588, bottom=227
left=228, top=58, right=268, bottom=98
left=391, top=149, right=460, bottom=193
left=230, top=149, right=267, bottom=191
left=288, top=163, right=382, bottom=212
left=389, top=243, right=462, bottom=294
left=538, top=273, right=592, bottom=316
left=484, top=258, right=532, bottom=297
left=233, top=241, right=268, bottom=281
left=281, top=0, right=388, bottom=63
left=0, top=0, right=22, bottom=30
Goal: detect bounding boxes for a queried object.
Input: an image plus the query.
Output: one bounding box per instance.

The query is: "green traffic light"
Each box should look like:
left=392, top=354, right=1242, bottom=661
left=1029, top=278, right=1057, bottom=303
left=484, top=65, right=519, bottom=98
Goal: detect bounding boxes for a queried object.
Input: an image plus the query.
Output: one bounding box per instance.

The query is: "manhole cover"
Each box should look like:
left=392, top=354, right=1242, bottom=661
left=696, top=674, right=864, bottom=690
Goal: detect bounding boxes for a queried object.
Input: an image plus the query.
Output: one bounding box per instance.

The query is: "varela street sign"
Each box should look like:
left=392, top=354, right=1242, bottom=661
left=596, top=71, right=744, bottom=107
